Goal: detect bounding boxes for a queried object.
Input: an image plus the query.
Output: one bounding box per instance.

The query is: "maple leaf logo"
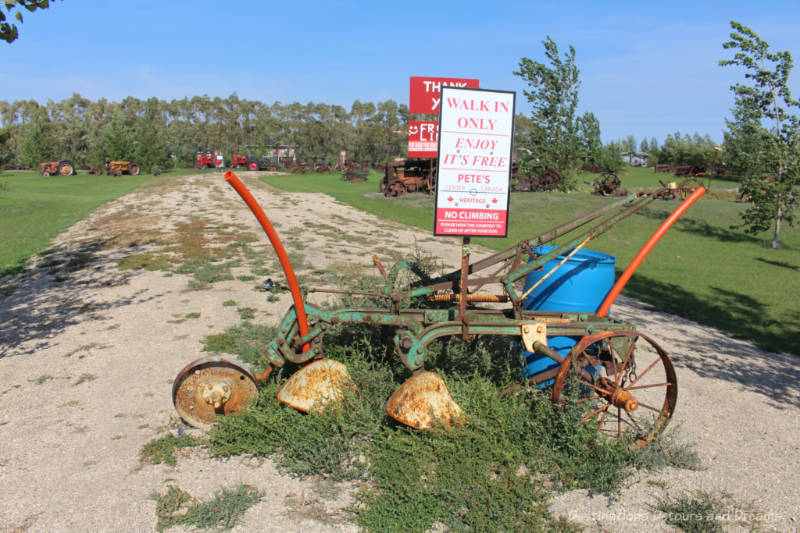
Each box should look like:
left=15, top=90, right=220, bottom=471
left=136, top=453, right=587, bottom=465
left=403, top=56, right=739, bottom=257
left=492, top=197, right=498, bottom=204
left=447, top=196, right=454, bottom=202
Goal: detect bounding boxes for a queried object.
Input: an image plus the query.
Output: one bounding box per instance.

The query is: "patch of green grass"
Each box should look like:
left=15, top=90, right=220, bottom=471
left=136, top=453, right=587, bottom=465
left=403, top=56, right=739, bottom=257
left=176, top=257, right=236, bottom=288
left=139, top=434, right=203, bottom=467
left=657, top=490, right=761, bottom=532
left=0, top=170, right=180, bottom=277
left=202, top=322, right=278, bottom=368
left=185, top=312, right=201, bottom=319
left=237, top=307, right=255, bottom=320
left=222, top=299, right=237, bottom=307
left=260, top=171, right=799, bottom=356
left=151, top=484, right=263, bottom=532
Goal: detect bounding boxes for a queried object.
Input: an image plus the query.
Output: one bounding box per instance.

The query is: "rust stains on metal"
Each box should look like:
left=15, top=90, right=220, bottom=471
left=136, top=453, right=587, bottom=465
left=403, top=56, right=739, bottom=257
left=172, top=356, right=258, bottom=429
left=429, top=293, right=508, bottom=303
left=386, top=372, right=463, bottom=430
left=275, top=359, right=353, bottom=412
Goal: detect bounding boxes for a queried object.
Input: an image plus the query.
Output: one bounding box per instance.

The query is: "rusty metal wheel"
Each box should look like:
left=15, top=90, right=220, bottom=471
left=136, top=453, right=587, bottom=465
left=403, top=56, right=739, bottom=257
left=42, top=171, right=51, bottom=176
left=386, top=180, right=407, bottom=197
left=128, top=162, right=141, bottom=176
left=552, top=330, right=677, bottom=446
left=172, top=355, right=259, bottom=429
left=58, top=161, right=75, bottom=176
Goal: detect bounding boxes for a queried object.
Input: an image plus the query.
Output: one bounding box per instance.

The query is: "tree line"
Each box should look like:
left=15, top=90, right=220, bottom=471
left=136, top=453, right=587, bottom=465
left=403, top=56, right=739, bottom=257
left=0, top=95, right=410, bottom=172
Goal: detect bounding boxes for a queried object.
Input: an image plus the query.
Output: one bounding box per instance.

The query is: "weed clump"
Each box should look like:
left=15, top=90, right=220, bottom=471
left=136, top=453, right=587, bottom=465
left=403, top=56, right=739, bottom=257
left=140, top=434, right=203, bottom=467
left=151, top=484, right=263, bottom=532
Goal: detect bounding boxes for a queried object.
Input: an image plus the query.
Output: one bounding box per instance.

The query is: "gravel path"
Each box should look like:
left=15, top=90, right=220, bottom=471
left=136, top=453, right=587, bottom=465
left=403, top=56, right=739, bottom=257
left=1, top=172, right=798, bottom=532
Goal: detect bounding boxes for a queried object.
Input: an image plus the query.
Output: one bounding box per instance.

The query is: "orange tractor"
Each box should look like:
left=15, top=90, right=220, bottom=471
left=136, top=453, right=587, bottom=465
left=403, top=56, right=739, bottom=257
left=39, top=160, right=76, bottom=176
left=106, top=161, right=141, bottom=176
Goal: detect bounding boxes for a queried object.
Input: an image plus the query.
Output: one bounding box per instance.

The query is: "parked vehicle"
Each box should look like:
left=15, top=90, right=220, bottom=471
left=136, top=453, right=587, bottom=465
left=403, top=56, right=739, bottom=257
left=39, top=159, right=76, bottom=176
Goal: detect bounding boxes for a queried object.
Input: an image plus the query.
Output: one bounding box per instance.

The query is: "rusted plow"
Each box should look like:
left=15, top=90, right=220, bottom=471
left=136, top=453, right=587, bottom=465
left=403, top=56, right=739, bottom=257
left=172, top=171, right=705, bottom=446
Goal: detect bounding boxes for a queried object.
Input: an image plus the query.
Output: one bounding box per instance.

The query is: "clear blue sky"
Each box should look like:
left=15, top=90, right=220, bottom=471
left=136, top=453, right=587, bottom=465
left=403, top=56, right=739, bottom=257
left=2, top=0, right=799, bottom=145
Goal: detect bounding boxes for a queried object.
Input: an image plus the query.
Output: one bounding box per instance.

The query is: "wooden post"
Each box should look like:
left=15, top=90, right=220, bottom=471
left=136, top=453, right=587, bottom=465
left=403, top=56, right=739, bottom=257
left=459, top=237, right=470, bottom=340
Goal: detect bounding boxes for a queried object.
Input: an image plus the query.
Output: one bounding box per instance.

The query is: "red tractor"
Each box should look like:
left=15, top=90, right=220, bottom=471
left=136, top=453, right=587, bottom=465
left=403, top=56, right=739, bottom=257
left=39, top=159, right=76, bottom=176
left=230, top=150, right=249, bottom=168
left=195, top=151, right=224, bottom=169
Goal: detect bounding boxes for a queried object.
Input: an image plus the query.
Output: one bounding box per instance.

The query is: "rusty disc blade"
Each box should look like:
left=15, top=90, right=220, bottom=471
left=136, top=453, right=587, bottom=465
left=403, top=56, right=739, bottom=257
left=276, top=359, right=353, bottom=413
left=386, top=371, right=463, bottom=430
left=172, top=356, right=258, bottom=429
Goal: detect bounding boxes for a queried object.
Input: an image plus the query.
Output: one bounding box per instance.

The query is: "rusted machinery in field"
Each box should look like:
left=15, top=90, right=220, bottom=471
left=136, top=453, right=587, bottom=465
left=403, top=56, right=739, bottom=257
left=87, top=161, right=141, bottom=176
left=39, top=159, right=76, bottom=176
left=654, top=178, right=703, bottom=200
left=172, top=171, right=705, bottom=446
left=510, top=165, right=563, bottom=192
left=587, top=171, right=628, bottom=197
left=380, top=158, right=437, bottom=196
left=341, top=159, right=369, bottom=182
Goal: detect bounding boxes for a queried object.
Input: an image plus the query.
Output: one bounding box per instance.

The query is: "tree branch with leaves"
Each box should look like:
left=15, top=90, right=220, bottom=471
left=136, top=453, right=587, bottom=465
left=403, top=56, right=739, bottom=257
left=720, top=20, right=799, bottom=249
left=1, top=0, right=54, bottom=43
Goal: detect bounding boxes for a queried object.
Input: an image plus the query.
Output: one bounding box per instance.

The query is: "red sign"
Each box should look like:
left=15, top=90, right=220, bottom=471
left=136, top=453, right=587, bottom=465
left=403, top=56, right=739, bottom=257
left=409, top=76, right=480, bottom=114
left=408, top=121, right=438, bottom=158
left=434, top=87, right=516, bottom=237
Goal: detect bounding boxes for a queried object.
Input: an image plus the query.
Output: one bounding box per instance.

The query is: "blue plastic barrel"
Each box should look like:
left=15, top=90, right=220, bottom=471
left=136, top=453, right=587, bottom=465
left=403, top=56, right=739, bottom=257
left=521, top=245, right=616, bottom=382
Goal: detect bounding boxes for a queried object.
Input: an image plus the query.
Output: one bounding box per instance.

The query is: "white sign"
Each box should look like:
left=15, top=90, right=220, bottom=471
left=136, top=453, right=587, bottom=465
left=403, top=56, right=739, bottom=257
left=434, top=87, right=515, bottom=237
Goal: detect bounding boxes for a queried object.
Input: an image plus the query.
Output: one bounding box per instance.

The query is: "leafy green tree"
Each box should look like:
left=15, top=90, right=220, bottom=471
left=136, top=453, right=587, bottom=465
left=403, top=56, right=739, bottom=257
left=103, top=115, right=133, bottom=161
left=134, top=98, right=168, bottom=172
left=576, top=112, right=602, bottom=167
left=514, top=36, right=582, bottom=189
left=720, top=20, right=800, bottom=248
left=595, top=141, right=623, bottom=172
left=18, top=116, right=54, bottom=169
left=1, top=0, right=54, bottom=43
left=0, top=127, right=10, bottom=169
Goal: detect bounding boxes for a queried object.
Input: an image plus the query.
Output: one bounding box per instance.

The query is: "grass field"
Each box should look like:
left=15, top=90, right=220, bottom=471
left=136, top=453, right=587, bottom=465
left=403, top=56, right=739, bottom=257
left=0, top=169, right=195, bottom=276
left=259, top=167, right=799, bottom=356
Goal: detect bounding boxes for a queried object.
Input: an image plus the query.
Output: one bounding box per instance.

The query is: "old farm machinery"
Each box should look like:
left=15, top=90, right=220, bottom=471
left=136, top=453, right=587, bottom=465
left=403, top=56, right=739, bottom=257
left=172, top=171, right=704, bottom=445
left=380, top=158, right=437, bottom=196
left=39, top=159, right=76, bottom=176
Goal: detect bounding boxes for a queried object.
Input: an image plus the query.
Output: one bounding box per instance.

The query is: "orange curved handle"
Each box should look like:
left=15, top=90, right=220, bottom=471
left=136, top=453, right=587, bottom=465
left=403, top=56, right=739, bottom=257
left=596, top=186, right=706, bottom=317
left=224, top=171, right=310, bottom=352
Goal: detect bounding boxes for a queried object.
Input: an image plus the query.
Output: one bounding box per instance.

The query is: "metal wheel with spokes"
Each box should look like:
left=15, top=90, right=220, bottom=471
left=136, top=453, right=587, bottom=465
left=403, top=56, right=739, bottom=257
left=552, top=330, right=677, bottom=446
left=386, top=180, right=407, bottom=197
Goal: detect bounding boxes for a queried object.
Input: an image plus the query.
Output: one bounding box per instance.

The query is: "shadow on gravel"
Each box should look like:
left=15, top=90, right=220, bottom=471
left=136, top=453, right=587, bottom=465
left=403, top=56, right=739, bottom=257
left=621, top=276, right=800, bottom=410
left=0, top=241, right=148, bottom=358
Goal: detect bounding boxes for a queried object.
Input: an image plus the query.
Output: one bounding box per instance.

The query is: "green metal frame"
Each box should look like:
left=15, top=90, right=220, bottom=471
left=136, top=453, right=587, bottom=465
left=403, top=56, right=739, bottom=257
left=261, top=192, right=657, bottom=378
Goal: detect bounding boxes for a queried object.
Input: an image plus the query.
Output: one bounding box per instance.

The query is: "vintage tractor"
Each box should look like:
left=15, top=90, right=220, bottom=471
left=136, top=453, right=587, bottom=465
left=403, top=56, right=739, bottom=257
left=39, top=160, right=76, bottom=176
left=230, top=150, right=249, bottom=168
left=196, top=151, right=224, bottom=169
left=106, top=161, right=141, bottom=176
left=380, top=158, right=436, bottom=197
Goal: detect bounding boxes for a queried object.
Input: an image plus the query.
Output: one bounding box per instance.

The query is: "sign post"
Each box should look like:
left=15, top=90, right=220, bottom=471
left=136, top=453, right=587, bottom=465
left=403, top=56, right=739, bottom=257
left=434, top=87, right=516, bottom=238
